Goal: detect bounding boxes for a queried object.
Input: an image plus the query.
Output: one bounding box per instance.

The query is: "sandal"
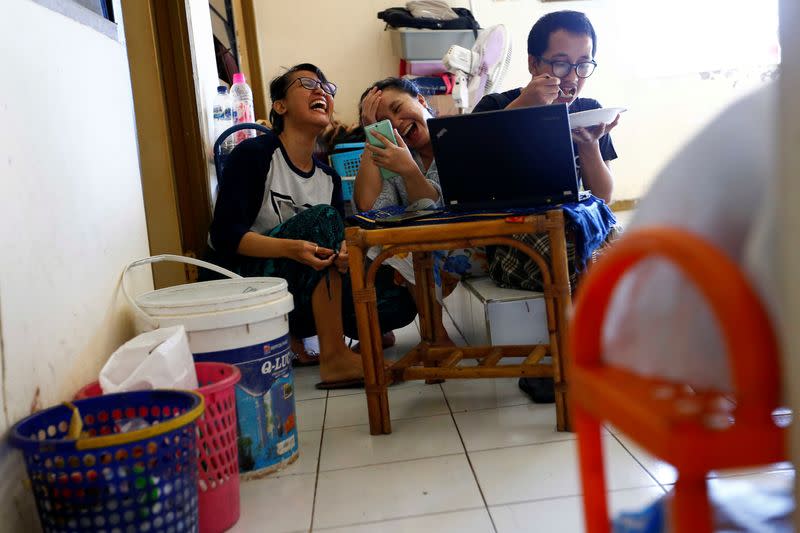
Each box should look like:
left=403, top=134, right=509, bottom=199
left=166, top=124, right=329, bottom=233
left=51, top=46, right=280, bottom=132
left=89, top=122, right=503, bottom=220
left=291, top=336, right=320, bottom=367
left=314, top=378, right=365, bottom=390
left=518, top=377, right=555, bottom=404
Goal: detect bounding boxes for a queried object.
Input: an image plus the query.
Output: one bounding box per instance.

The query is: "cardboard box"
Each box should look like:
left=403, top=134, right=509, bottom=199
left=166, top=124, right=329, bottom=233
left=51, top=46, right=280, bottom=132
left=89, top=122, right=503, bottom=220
left=428, top=94, right=458, bottom=117
left=443, top=277, right=550, bottom=346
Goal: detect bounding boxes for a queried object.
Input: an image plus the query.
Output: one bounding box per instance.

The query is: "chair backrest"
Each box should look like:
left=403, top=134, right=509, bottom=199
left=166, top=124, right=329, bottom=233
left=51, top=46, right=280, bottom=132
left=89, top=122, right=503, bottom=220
left=213, top=122, right=272, bottom=182
left=570, top=227, right=781, bottom=424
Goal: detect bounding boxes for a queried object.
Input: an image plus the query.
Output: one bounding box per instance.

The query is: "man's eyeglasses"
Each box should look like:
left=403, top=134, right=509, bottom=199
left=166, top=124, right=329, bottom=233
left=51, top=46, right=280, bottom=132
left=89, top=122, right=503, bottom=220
left=537, top=57, right=597, bottom=79
left=290, top=76, right=337, bottom=96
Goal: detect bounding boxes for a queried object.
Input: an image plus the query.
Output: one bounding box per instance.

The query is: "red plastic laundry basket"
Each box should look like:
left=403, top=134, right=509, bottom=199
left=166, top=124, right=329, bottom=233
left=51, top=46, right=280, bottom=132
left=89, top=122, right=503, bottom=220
left=75, top=362, right=242, bottom=533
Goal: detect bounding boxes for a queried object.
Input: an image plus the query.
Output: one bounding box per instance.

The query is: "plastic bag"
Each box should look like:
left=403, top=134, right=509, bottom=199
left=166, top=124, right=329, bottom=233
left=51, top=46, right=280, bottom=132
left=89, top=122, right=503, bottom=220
left=602, top=83, right=778, bottom=392
left=406, top=1, right=458, bottom=20
left=99, top=325, right=199, bottom=393
left=613, top=473, right=794, bottom=532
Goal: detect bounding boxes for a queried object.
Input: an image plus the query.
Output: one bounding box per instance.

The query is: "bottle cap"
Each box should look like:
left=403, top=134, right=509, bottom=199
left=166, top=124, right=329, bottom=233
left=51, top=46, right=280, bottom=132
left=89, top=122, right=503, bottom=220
left=217, top=86, right=228, bottom=94
left=232, top=73, right=245, bottom=85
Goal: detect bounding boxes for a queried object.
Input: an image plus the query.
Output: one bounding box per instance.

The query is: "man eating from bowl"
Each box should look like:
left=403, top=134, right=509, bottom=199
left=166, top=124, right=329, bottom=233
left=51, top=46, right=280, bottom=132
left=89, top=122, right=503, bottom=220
left=473, top=10, right=621, bottom=404
left=473, top=10, right=618, bottom=203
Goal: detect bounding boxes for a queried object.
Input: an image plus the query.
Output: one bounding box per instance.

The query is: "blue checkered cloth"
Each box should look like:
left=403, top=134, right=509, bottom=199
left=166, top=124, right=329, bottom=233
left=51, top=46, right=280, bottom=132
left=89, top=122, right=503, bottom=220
left=348, top=195, right=616, bottom=271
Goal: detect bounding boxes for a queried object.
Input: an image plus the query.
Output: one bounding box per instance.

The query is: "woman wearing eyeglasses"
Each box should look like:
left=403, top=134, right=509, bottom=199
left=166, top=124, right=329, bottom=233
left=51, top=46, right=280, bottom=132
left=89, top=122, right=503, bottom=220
left=208, top=63, right=416, bottom=389
left=473, top=10, right=618, bottom=203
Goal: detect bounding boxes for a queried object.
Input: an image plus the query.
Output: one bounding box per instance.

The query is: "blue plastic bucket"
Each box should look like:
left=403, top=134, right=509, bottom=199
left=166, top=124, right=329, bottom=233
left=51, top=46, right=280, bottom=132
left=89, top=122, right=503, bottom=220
left=123, top=255, right=299, bottom=480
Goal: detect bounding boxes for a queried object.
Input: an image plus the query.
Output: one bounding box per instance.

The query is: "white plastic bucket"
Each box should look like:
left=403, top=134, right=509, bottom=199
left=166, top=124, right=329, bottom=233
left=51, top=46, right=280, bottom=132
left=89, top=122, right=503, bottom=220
left=123, top=255, right=299, bottom=479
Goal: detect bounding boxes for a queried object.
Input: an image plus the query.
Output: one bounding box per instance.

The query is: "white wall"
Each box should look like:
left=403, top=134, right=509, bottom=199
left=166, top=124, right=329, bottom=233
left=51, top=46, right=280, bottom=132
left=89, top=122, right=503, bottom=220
left=252, top=0, right=469, bottom=130
left=471, top=0, right=779, bottom=201
left=253, top=0, right=777, bottom=201
left=0, top=1, right=152, bottom=529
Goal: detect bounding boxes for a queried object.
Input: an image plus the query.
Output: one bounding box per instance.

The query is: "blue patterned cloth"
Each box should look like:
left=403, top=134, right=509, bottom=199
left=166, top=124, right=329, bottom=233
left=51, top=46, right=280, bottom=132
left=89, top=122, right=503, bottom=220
left=349, top=195, right=616, bottom=270
left=560, top=197, right=617, bottom=269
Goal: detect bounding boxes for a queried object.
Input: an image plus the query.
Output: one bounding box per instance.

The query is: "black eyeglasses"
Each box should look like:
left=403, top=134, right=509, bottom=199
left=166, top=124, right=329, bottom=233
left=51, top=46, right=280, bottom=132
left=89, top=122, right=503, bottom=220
left=289, top=76, right=337, bottom=96
left=537, top=57, right=597, bottom=79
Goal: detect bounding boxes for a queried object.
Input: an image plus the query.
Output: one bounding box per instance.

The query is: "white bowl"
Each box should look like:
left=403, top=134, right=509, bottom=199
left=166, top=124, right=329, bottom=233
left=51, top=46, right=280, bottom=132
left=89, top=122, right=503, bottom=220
left=569, top=107, right=626, bottom=129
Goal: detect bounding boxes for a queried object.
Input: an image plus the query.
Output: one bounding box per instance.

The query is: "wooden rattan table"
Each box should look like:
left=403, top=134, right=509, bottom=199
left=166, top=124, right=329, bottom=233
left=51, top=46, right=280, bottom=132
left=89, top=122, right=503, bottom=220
left=346, top=209, right=573, bottom=435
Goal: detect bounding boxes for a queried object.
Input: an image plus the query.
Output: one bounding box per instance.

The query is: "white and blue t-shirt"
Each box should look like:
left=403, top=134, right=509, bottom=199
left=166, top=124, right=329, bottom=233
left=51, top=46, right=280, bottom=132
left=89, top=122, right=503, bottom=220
left=209, top=130, right=343, bottom=259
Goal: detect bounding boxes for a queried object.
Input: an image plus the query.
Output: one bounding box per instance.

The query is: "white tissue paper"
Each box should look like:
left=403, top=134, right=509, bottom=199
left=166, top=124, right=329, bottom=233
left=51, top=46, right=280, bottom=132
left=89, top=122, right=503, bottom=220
left=99, top=325, right=199, bottom=393
left=602, top=82, right=778, bottom=393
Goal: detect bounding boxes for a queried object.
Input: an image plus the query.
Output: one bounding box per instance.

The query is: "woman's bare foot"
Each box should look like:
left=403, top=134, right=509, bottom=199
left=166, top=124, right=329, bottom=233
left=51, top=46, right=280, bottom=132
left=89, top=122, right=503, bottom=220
left=319, top=347, right=365, bottom=384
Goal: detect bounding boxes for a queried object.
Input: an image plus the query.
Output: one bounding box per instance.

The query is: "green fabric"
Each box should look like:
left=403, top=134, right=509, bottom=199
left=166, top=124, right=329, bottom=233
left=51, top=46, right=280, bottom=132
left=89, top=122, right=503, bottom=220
left=236, top=205, right=416, bottom=339
left=239, top=204, right=344, bottom=310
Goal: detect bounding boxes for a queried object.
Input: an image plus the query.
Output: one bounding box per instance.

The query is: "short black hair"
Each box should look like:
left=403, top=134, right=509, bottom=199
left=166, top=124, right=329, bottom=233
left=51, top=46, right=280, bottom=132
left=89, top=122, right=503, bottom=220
left=268, top=63, right=330, bottom=135
left=527, top=11, right=597, bottom=59
left=358, top=77, right=429, bottom=122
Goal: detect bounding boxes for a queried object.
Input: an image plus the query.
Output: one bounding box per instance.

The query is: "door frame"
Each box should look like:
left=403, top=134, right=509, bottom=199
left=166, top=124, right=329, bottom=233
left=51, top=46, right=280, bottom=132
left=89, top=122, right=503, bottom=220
left=122, top=0, right=264, bottom=287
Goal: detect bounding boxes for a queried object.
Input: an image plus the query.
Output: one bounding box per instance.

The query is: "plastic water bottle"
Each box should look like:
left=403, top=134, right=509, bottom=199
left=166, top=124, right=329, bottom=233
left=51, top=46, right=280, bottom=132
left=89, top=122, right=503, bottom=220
left=213, top=86, right=234, bottom=154
left=230, top=72, right=256, bottom=145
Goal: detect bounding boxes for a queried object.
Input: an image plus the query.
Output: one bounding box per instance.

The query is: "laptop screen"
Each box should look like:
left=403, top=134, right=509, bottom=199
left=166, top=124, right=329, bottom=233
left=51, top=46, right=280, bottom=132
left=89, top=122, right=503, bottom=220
left=427, top=104, right=578, bottom=209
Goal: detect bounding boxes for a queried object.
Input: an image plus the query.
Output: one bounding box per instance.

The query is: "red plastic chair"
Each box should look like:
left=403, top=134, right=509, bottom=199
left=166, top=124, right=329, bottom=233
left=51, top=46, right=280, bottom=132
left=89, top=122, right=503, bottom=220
left=569, top=227, right=786, bottom=533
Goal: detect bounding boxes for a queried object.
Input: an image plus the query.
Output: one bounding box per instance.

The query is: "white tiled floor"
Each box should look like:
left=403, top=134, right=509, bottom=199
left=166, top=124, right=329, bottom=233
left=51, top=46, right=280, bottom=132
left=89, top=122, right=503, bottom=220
left=235, top=319, right=795, bottom=532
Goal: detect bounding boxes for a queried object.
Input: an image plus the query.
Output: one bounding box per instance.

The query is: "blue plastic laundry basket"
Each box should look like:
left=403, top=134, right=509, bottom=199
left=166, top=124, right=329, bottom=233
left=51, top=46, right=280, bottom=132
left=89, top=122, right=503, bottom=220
left=330, top=143, right=364, bottom=202
left=340, top=177, right=356, bottom=201
left=10, top=390, right=204, bottom=533
left=329, top=143, right=365, bottom=178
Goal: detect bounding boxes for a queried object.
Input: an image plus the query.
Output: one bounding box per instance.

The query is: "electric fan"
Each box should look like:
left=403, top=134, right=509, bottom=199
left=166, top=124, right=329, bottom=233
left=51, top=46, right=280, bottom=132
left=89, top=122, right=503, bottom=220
left=442, top=24, right=513, bottom=113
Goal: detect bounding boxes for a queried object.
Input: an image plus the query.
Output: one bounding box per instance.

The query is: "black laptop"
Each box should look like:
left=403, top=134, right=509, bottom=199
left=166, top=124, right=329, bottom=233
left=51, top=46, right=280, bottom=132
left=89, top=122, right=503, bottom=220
left=427, top=104, right=579, bottom=210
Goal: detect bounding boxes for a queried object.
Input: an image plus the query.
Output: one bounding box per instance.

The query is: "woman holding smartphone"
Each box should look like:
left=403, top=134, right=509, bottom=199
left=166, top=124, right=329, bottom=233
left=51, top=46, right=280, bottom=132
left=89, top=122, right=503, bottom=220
left=354, top=78, right=443, bottom=211
left=208, top=65, right=415, bottom=389
left=354, top=78, right=488, bottom=344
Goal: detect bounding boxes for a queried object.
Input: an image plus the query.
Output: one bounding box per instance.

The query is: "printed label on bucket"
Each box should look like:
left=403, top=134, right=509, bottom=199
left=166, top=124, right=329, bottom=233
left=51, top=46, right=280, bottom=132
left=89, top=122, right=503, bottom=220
left=195, top=334, right=298, bottom=474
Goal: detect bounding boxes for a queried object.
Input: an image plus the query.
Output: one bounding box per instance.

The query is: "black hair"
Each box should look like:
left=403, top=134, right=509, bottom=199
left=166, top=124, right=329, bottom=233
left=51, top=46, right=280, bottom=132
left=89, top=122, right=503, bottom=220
left=268, top=63, right=331, bottom=135
left=527, top=10, right=597, bottom=59
left=358, top=77, right=431, bottom=122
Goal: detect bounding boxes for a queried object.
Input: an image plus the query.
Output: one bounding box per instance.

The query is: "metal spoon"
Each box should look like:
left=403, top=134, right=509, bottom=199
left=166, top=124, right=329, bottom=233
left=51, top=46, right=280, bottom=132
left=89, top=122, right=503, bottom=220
left=559, top=87, right=576, bottom=99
